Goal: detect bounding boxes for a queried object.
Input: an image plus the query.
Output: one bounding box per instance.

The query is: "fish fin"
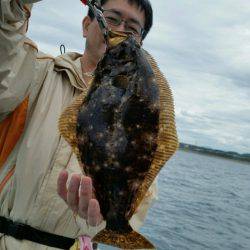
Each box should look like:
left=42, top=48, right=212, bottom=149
left=92, top=228, right=155, bottom=249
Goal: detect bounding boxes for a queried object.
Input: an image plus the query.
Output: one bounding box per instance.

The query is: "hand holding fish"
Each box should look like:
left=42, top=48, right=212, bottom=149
left=57, top=170, right=103, bottom=226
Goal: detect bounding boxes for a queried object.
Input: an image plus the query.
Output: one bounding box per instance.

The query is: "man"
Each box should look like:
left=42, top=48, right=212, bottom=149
left=0, top=0, right=175, bottom=249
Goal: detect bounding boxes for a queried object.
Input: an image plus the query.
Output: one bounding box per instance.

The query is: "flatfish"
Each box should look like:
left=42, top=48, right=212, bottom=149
left=59, top=31, right=179, bottom=249
left=76, top=31, right=159, bottom=249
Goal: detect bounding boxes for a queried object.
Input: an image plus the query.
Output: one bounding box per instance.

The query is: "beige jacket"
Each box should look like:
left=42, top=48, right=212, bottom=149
left=0, top=0, right=158, bottom=249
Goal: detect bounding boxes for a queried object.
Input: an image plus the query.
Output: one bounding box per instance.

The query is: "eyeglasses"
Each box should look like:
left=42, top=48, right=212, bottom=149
left=102, top=9, right=145, bottom=38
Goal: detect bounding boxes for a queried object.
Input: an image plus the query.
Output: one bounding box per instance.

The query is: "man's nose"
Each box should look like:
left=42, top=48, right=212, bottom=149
left=115, top=21, right=127, bottom=32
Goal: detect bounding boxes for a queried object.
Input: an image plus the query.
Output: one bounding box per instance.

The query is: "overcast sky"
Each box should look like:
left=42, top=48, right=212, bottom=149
left=27, top=0, right=250, bottom=154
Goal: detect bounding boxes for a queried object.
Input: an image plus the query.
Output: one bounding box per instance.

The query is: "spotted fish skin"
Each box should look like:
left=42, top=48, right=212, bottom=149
left=77, top=35, right=160, bottom=232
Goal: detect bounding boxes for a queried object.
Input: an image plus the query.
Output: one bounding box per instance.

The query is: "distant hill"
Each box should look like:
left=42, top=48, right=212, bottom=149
left=179, top=143, right=250, bottom=163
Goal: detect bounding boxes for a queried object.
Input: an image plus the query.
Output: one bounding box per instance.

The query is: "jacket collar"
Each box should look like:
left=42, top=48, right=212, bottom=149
left=54, top=52, right=88, bottom=91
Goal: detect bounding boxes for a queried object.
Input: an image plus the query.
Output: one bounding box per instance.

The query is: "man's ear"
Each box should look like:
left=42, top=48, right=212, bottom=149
left=82, top=16, right=92, bottom=38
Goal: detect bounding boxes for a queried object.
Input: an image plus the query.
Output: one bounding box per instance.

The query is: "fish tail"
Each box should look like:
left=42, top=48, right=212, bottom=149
left=92, top=227, right=155, bottom=249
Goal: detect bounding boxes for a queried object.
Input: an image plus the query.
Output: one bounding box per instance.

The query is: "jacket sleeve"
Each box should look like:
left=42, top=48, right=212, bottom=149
left=0, top=0, right=41, bottom=120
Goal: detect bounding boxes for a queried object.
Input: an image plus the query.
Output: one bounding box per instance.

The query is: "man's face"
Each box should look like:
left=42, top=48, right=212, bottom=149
left=83, top=0, right=146, bottom=62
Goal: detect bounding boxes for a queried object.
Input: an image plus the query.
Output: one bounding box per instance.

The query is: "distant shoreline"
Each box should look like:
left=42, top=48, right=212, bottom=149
left=179, top=143, right=250, bottom=163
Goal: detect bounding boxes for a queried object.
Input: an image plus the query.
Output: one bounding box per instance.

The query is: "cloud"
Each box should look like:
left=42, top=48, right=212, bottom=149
left=145, top=1, right=250, bottom=87
left=27, top=0, right=250, bottom=153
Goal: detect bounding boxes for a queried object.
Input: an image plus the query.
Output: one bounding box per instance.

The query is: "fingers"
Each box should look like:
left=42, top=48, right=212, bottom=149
left=67, top=174, right=81, bottom=212
left=88, top=199, right=103, bottom=226
left=57, top=170, right=68, bottom=202
left=57, top=170, right=103, bottom=226
left=78, top=177, right=93, bottom=219
left=79, top=177, right=103, bottom=226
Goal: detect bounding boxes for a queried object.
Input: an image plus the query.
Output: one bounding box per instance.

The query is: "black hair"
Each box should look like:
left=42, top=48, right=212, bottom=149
left=87, top=0, right=153, bottom=40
